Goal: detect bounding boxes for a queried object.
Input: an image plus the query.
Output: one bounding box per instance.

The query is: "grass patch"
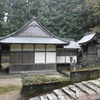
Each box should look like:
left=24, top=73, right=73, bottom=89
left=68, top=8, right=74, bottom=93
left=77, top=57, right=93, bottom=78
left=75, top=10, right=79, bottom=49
left=0, top=85, right=21, bottom=95
left=23, top=74, right=70, bottom=85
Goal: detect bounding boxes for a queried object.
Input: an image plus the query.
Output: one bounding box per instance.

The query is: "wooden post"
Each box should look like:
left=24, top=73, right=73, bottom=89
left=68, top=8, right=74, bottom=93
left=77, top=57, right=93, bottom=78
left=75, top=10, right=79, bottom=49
left=69, top=53, right=73, bottom=71
left=0, top=50, right=2, bottom=70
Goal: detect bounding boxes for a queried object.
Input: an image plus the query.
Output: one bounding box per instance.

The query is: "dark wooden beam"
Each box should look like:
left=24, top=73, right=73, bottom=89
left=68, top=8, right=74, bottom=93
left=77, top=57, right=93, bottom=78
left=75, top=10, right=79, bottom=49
left=0, top=50, right=2, bottom=70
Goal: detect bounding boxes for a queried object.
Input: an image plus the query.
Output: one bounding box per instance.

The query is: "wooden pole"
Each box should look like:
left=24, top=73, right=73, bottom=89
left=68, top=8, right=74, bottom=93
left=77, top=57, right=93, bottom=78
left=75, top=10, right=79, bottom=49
left=0, top=45, right=2, bottom=70
left=0, top=50, right=2, bottom=70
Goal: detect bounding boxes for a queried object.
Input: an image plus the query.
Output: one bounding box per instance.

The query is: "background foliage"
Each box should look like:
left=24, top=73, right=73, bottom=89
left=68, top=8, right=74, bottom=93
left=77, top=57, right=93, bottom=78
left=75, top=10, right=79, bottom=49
left=0, top=0, right=100, bottom=40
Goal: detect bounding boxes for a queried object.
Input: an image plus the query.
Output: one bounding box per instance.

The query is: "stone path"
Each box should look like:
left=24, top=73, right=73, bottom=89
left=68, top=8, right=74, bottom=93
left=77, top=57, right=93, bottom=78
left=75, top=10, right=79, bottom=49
left=30, top=78, right=100, bottom=100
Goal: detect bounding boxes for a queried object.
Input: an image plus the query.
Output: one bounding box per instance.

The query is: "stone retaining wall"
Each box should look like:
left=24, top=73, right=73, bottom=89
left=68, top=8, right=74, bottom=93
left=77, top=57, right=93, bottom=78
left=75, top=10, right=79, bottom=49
left=70, top=69, right=100, bottom=83
left=21, top=81, right=70, bottom=98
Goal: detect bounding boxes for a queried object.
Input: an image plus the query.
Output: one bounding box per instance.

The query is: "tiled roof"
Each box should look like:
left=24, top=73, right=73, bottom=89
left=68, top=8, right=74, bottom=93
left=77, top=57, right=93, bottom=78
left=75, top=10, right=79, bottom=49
left=0, top=18, right=69, bottom=45
left=77, top=33, right=96, bottom=45
left=64, top=41, right=80, bottom=49
left=0, top=37, right=67, bottom=44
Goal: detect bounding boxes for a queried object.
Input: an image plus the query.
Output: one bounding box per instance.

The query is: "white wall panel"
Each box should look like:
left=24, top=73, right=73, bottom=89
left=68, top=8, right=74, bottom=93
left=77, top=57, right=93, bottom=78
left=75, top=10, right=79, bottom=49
left=35, top=52, right=45, bottom=63
left=46, top=45, right=56, bottom=51
left=35, top=45, right=45, bottom=51
left=66, top=56, right=77, bottom=63
left=98, top=49, right=100, bottom=58
left=11, top=44, right=22, bottom=51
left=46, top=52, right=56, bottom=63
left=23, top=44, right=34, bottom=51
left=57, top=56, right=65, bottom=63
left=72, top=56, right=77, bottom=63
left=66, top=56, right=70, bottom=63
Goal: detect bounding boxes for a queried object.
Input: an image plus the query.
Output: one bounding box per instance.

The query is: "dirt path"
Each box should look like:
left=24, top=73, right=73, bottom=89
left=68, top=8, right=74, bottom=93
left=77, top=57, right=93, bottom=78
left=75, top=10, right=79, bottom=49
left=0, top=77, right=22, bottom=86
left=0, top=91, right=21, bottom=100
left=0, top=77, right=22, bottom=100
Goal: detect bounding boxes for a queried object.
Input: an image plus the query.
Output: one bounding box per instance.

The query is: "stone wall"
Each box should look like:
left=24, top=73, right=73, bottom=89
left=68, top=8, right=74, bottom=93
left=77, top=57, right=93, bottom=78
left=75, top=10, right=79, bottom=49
left=70, top=69, right=100, bottom=83
left=21, top=81, right=70, bottom=98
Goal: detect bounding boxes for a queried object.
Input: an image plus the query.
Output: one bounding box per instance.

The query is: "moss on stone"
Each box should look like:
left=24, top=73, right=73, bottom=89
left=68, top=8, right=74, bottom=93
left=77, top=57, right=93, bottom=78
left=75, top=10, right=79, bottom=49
left=71, top=66, right=100, bottom=72
left=23, top=74, right=70, bottom=85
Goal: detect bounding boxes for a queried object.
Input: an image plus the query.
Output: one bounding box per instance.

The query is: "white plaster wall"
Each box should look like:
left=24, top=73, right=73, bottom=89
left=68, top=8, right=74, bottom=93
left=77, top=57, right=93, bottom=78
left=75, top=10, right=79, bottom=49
left=46, top=45, right=56, bottom=51
left=23, top=44, right=34, bottom=51
left=66, top=56, right=77, bottom=63
left=57, top=56, right=65, bottom=63
left=98, top=49, right=100, bottom=58
left=66, top=56, right=70, bottom=63
left=46, top=52, right=56, bottom=63
left=35, top=45, right=45, bottom=51
left=72, top=56, right=77, bottom=63
left=11, top=44, right=22, bottom=51
left=35, top=52, right=45, bottom=63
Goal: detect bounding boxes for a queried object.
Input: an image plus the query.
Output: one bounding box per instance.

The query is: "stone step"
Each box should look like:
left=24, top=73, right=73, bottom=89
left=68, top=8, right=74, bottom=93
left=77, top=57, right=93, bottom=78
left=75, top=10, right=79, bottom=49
left=89, top=80, right=100, bottom=88
left=47, top=93, right=58, bottom=100
left=53, top=89, right=72, bottom=100
left=30, top=79, right=100, bottom=100
left=40, top=95, right=48, bottom=100
left=68, top=85, right=87, bottom=98
left=98, top=78, right=100, bottom=81
left=62, top=87, right=77, bottom=100
left=74, top=83, right=96, bottom=95
left=58, top=95, right=68, bottom=100
left=30, top=97, right=40, bottom=100
left=82, top=82, right=100, bottom=94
